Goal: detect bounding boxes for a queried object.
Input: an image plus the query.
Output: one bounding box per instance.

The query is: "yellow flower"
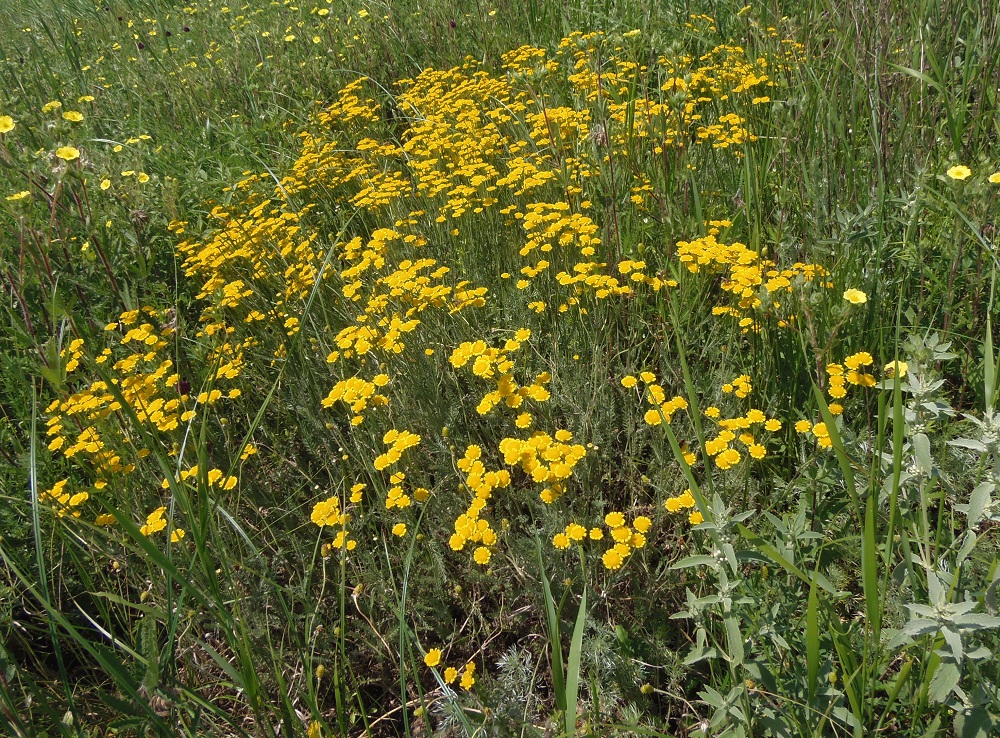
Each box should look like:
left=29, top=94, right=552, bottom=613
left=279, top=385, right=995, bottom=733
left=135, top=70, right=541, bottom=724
left=621, top=375, right=638, bottom=388
left=0, top=116, right=15, bottom=133
left=6, top=190, right=30, bottom=201
left=100, top=179, right=111, bottom=190
left=62, top=111, right=84, bottom=122
left=444, top=667, right=458, bottom=684
left=842, top=288, right=867, bottom=305
left=688, top=511, right=704, bottom=525
left=55, top=146, right=80, bottom=161
left=552, top=532, right=570, bottom=549
left=884, top=360, right=908, bottom=378
left=460, top=663, right=476, bottom=690
left=795, top=419, right=812, bottom=433
left=633, top=516, right=651, bottom=533
left=311, top=497, right=342, bottom=527
left=604, top=511, right=625, bottom=528
left=170, top=529, right=186, bottom=542
left=473, top=546, right=491, bottom=565
left=137, top=172, right=150, bottom=183
left=602, top=548, right=624, bottom=570
left=424, top=648, right=442, bottom=667
left=42, top=100, right=62, bottom=113
left=947, top=164, right=972, bottom=180
left=392, top=523, right=407, bottom=537
left=989, top=172, right=1000, bottom=184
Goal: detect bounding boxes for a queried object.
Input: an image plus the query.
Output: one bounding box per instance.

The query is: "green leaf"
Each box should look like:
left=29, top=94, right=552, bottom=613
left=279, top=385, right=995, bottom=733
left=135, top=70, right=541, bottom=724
left=888, top=63, right=943, bottom=92
left=672, top=555, right=718, bottom=569
left=723, top=614, right=744, bottom=666
left=927, top=660, right=960, bottom=703
left=536, top=540, right=565, bottom=712
left=564, top=586, right=587, bottom=738
left=954, top=707, right=994, bottom=738
left=806, top=571, right=820, bottom=701
left=912, top=433, right=933, bottom=476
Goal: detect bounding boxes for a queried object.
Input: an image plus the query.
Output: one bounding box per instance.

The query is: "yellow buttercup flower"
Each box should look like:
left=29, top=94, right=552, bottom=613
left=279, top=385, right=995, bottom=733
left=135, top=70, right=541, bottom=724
left=947, top=164, right=972, bottom=180
left=0, top=116, right=15, bottom=133
left=62, top=110, right=84, bottom=122
left=988, top=172, right=1000, bottom=184
left=842, top=288, right=867, bottom=305
left=55, top=146, right=80, bottom=161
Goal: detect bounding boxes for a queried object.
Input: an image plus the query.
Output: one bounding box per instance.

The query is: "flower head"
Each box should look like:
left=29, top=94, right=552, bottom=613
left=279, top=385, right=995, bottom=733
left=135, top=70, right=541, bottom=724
left=0, top=116, right=14, bottom=134
left=424, top=648, right=442, bottom=668
left=883, top=360, right=909, bottom=378
left=842, top=289, right=867, bottom=305
left=55, top=146, right=80, bottom=161
left=989, top=172, right=1000, bottom=184
left=947, top=165, right=972, bottom=181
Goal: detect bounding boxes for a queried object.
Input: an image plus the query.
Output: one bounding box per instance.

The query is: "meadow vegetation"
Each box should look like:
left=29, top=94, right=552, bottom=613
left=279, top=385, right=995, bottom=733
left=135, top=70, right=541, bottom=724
left=2, top=0, right=1000, bottom=735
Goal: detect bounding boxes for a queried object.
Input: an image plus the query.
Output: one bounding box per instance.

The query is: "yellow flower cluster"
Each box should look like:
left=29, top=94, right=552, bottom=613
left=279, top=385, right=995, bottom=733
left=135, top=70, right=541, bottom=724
left=703, top=404, right=782, bottom=468
left=664, top=490, right=703, bottom=524
left=449, top=445, right=511, bottom=566
left=43, top=308, right=244, bottom=522
left=679, top=230, right=831, bottom=331
left=320, top=374, right=390, bottom=425
left=553, top=512, right=652, bottom=571
left=39, top=479, right=89, bottom=518
left=139, top=506, right=185, bottom=541
left=449, top=332, right=552, bottom=417
left=498, top=430, right=587, bottom=503
left=422, top=643, right=476, bottom=689
left=311, top=494, right=357, bottom=552
left=373, top=429, right=421, bottom=471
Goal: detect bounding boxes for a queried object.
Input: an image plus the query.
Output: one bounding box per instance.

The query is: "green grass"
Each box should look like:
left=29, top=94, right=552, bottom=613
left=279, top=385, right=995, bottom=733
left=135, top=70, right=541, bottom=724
left=2, top=0, right=1000, bottom=736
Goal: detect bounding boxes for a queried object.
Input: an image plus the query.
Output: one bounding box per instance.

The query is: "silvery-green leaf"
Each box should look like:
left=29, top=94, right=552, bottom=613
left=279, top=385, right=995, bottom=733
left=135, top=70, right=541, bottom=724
left=722, top=543, right=738, bottom=571
left=927, top=660, right=960, bottom=703
left=966, top=483, right=994, bottom=528
left=913, top=433, right=933, bottom=475
left=927, top=569, right=945, bottom=606
left=684, top=645, right=721, bottom=665
left=672, top=555, right=718, bottom=570
left=949, top=438, right=987, bottom=452
left=899, top=617, right=939, bottom=638
left=724, top=615, right=744, bottom=665
left=953, top=613, right=1000, bottom=631
left=906, top=603, right=937, bottom=618
left=953, top=706, right=994, bottom=738
left=956, top=531, right=977, bottom=567
left=986, top=579, right=1000, bottom=615
left=965, top=646, right=992, bottom=661
left=941, top=626, right=963, bottom=663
